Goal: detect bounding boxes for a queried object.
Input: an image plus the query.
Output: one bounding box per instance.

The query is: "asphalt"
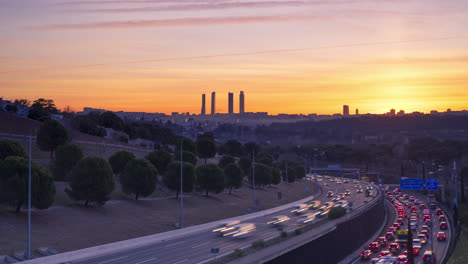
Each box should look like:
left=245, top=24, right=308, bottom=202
left=69, top=177, right=374, bottom=264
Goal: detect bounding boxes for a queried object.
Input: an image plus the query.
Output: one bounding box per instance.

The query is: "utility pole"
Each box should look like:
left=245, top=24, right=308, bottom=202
left=251, top=150, right=256, bottom=210
left=179, top=142, right=183, bottom=228
left=27, top=131, right=32, bottom=259
left=285, top=152, right=289, bottom=202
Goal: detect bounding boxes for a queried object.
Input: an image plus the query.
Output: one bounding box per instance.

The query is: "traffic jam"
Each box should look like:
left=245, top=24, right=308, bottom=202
left=360, top=187, right=449, bottom=264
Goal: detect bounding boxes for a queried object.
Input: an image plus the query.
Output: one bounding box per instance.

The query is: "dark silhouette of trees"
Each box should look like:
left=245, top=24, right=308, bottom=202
left=256, top=152, right=273, bottom=167
left=0, top=140, right=27, bottom=160
left=224, top=163, right=243, bottom=194
left=196, top=138, right=216, bottom=164
left=196, top=164, right=224, bottom=196
left=120, top=159, right=158, bottom=200
left=5, top=105, right=18, bottom=113
left=99, top=111, right=124, bottom=131
left=0, top=156, right=55, bottom=213
left=164, top=161, right=195, bottom=198
left=145, top=149, right=173, bottom=175
left=14, top=99, right=30, bottom=106
left=28, top=98, right=58, bottom=121
left=238, top=156, right=252, bottom=176
left=271, top=167, right=281, bottom=185
left=176, top=137, right=197, bottom=154
left=250, top=163, right=272, bottom=188
left=66, top=157, right=115, bottom=206
left=52, top=143, right=83, bottom=181
left=173, top=150, right=198, bottom=166
left=36, top=119, right=68, bottom=158
left=243, top=142, right=259, bottom=156
left=109, top=151, right=136, bottom=175
left=218, top=155, right=236, bottom=169
left=222, top=139, right=242, bottom=157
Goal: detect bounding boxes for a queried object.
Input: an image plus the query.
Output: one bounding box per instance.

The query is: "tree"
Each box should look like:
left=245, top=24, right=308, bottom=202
left=238, top=156, right=252, bottom=176
left=52, top=143, right=83, bottom=181
left=219, top=155, right=236, bottom=169
left=0, top=156, right=55, bottom=213
left=293, top=164, right=306, bottom=181
left=328, top=206, right=347, bottom=219
left=173, top=150, right=197, bottom=166
left=197, top=132, right=215, bottom=142
left=109, top=151, right=136, bottom=175
left=176, top=137, right=197, bottom=154
left=66, top=157, right=115, bottom=206
left=5, top=105, right=18, bottom=114
left=461, top=166, right=468, bottom=204
left=36, top=119, right=68, bottom=158
left=28, top=98, right=58, bottom=121
left=0, top=140, right=26, bottom=160
left=164, top=161, right=195, bottom=198
left=196, top=164, right=224, bottom=196
left=243, top=142, right=260, bottom=156
left=120, top=159, right=158, bottom=200
left=250, top=163, right=272, bottom=188
left=145, top=149, right=173, bottom=175
left=256, top=152, right=273, bottom=167
left=279, top=160, right=296, bottom=183
left=99, top=111, right=124, bottom=131
left=223, top=139, right=243, bottom=157
left=197, top=138, right=216, bottom=164
left=224, top=163, right=243, bottom=194
left=14, top=99, right=30, bottom=106
left=271, top=167, right=281, bottom=185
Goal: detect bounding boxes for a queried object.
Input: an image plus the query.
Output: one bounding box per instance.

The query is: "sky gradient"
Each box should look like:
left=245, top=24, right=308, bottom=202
left=1, top=0, right=468, bottom=115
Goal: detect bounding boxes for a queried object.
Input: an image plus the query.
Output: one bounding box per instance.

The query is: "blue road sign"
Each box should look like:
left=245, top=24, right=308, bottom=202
left=400, top=178, right=424, bottom=190
left=211, top=248, right=219, bottom=254
left=426, top=179, right=438, bottom=190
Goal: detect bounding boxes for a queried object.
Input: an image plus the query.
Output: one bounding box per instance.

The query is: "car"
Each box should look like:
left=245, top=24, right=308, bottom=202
left=369, top=258, right=380, bottom=264
left=429, top=202, right=437, bottom=209
left=357, top=188, right=363, bottom=193
left=412, top=238, right=422, bottom=248
left=291, top=204, right=309, bottom=214
left=368, top=242, right=380, bottom=252
left=267, top=215, right=290, bottom=226
left=377, top=236, right=388, bottom=246
left=440, top=221, right=448, bottom=229
left=388, top=227, right=397, bottom=234
left=422, top=250, right=436, bottom=264
left=436, top=208, right=443, bottom=215
left=222, top=223, right=256, bottom=238
left=439, top=215, right=447, bottom=222
left=418, top=234, right=427, bottom=244
left=437, top=232, right=447, bottom=241
left=344, top=190, right=351, bottom=196
left=297, top=213, right=316, bottom=224
left=421, top=229, right=430, bottom=238
left=425, top=219, right=432, bottom=226
left=392, top=223, right=400, bottom=230
left=421, top=225, right=430, bottom=230
left=397, top=254, right=408, bottom=263
left=367, top=185, right=373, bottom=190
left=327, top=191, right=334, bottom=197
left=212, top=220, right=241, bottom=235
left=411, top=206, right=417, bottom=212
left=420, top=203, right=427, bottom=209
left=343, top=179, right=349, bottom=183
left=412, top=245, right=422, bottom=256
left=360, top=250, right=372, bottom=260
left=385, top=232, right=395, bottom=241
left=388, top=243, right=400, bottom=254
left=307, top=200, right=321, bottom=209
left=379, top=250, right=391, bottom=257
left=423, top=215, right=431, bottom=221
left=323, top=182, right=329, bottom=186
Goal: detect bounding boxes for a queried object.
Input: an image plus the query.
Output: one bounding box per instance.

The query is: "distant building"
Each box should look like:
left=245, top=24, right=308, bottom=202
left=397, top=110, right=405, bottom=115
left=430, top=110, right=439, bottom=114
left=343, top=105, right=350, bottom=116
left=390, top=109, right=396, bottom=115
left=228, top=92, right=234, bottom=114
left=239, top=91, right=245, bottom=114
left=447, top=108, right=452, bottom=113
left=355, top=109, right=359, bottom=115
left=211, top=92, right=216, bottom=115
left=201, top=94, right=206, bottom=115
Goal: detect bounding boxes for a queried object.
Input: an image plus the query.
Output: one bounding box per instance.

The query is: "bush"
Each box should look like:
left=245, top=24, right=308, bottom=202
left=0, top=140, right=27, bottom=160
left=280, top=231, right=288, bottom=238
left=234, top=249, right=244, bottom=258
left=328, top=206, right=347, bottom=219
left=252, top=240, right=265, bottom=249
left=294, top=229, right=302, bottom=236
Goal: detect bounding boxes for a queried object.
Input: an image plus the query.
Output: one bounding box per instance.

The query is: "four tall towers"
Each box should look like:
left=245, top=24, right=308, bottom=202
left=201, top=91, right=245, bottom=115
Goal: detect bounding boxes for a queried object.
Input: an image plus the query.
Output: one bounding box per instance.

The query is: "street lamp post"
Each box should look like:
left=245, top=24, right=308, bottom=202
left=251, top=150, right=256, bottom=210
left=179, top=142, right=184, bottom=228
left=26, top=131, right=32, bottom=259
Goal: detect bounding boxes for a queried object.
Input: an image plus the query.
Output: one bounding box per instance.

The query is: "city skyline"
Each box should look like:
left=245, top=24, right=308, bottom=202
left=1, top=1, right=468, bottom=114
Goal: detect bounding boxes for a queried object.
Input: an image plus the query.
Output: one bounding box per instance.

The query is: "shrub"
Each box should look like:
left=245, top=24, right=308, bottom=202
left=281, top=231, right=288, bottom=238
left=234, top=249, right=244, bottom=258
left=252, top=240, right=265, bottom=249
left=328, top=206, right=347, bottom=219
left=294, top=229, right=302, bottom=236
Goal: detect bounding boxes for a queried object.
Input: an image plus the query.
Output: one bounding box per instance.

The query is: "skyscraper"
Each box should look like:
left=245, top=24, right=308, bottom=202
left=201, top=94, right=206, bottom=115
left=343, top=105, right=349, bottom=116
left=228, top=92, right=234, bottom=114
left=355, top=109, right=359, bottom=115
left=211, top=92, right=216, bottom=115
left=239, top=91, right=245, bottom=114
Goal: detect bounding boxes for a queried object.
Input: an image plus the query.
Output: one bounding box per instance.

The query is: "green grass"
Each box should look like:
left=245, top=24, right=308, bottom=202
left=448, top=228, right=468, bottom=264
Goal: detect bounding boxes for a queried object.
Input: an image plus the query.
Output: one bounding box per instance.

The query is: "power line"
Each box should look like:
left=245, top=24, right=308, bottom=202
left=2, top=35, right=468, bottom=74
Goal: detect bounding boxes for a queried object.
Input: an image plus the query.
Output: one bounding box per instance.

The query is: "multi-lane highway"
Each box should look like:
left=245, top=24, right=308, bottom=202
left=357, top=187, right=452, bottom=264
left=49, top=176, right=376, bottom=264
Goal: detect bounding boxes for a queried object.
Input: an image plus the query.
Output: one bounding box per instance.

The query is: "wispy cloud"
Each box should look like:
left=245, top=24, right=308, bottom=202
left=75, top=1, right=319, bottom=13
left=53, top=0, right=230, bottom=6
left=34, top=14, right=322, bottom=30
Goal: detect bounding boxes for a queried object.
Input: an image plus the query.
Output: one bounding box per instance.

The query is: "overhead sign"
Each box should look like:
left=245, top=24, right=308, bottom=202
left=426, top=178, right=438, bottom=190
left=400, top=178, right=423, bottom=190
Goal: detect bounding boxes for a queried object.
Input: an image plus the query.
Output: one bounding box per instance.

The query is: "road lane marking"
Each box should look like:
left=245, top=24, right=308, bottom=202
left=192, top=242, right=210, bottom=248
left=221, top=243, right=237, bottom=249
left=164, top=241, right=186, bottom=248
left=135, top=257, right=158, bottom=264
left=98, top=256, right=128, bottom=264
left=172, top=259, right=188, bottom=264
left=260, top=231, right=274, bottom=237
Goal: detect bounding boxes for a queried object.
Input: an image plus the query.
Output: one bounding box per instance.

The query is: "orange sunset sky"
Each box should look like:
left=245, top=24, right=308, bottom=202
left=1, top=0, right=468, bottom=115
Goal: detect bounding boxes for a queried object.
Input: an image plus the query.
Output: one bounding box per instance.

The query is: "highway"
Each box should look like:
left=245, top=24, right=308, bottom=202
left=356, top=187, right=452, bottom=264
left=63, top=176, right=376, bottom=264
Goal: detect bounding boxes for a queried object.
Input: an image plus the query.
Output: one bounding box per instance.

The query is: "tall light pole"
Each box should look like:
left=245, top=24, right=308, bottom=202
left=27, top=131, right=32, bottom=259
left=251, top=150, right=256, bottom=210
left=179, top=142, right=184, bottom=228
left=285, top=152, right=289, bottom=202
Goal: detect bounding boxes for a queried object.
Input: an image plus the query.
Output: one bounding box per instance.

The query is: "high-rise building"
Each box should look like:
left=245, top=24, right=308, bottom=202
left=228, top=92, right=234, bottom=114
left=355, top=109, right=359, bottom=115
left=211, top=92, right=216, bottom=115
left=239, top=91, right=245, bottom=114
left=343, top=105, right=349, bottom=116
left=390, top=109, right=396, bottom=115
left=201, top=94, right=206, bottom=115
